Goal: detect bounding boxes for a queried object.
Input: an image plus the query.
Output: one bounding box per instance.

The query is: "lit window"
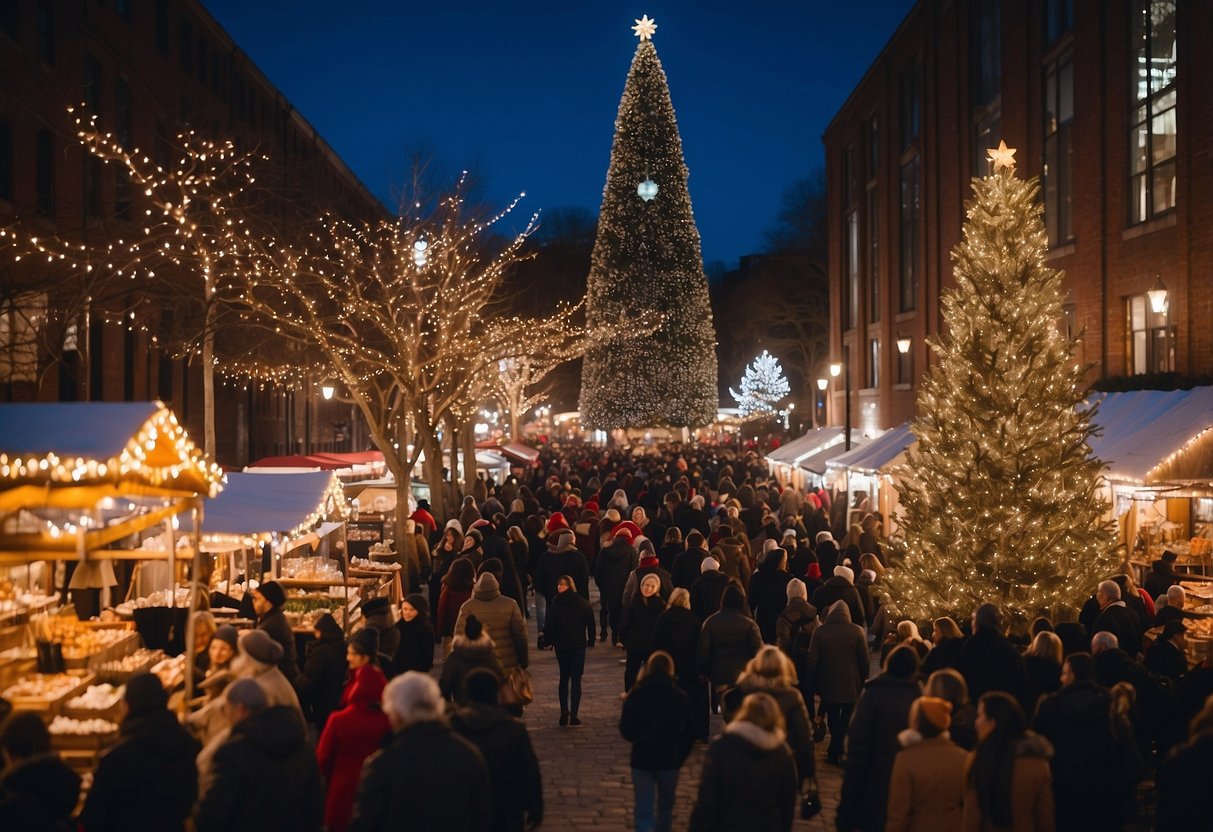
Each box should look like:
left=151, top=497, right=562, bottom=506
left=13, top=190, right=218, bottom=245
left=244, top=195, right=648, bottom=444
left=899, top=157, right=919, bottom=312
left=1044, top=50, right=1074, bottom=245
left=1129, top=1, right=1177, bottom=224
left=1125, top=294, right=1172, bottom=374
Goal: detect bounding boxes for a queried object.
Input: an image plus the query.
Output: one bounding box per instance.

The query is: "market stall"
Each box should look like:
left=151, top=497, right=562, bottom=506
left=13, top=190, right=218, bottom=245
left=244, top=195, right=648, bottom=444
left=765, top=427, right=844, bottom=491
left=0, top=401, right=222, bottom=769
left=827, top=422, right=914, bottom=534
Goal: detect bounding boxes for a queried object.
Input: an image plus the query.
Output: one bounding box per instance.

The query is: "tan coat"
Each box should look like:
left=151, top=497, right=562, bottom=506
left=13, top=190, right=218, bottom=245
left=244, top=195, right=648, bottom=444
left=961, top=734, right=1055, bottom=832
left=884, top=732, right=967, bottom=832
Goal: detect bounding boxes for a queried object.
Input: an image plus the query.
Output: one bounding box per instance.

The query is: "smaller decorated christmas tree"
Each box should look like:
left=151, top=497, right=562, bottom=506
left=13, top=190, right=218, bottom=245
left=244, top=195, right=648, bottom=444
left=730, top=350, right=790, bottom=419
left=890, top=141, right=1115, bottom=626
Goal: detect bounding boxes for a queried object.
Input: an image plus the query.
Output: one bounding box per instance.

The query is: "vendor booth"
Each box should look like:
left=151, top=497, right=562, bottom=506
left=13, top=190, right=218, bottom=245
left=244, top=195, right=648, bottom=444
left=766, top=428, right=844, bottom=491
left=827, top=422, right=914, bottom=534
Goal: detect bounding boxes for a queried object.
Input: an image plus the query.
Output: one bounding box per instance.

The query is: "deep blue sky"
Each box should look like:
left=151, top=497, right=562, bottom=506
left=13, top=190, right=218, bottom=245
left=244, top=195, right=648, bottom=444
left=204, top=0, right=914, bottom=266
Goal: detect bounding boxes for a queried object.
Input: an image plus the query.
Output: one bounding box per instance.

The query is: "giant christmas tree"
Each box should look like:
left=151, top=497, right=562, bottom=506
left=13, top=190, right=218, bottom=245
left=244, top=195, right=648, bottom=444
left=580, top=16, right=718, bottom=429
left=890, top=142, right=1116, bottom=625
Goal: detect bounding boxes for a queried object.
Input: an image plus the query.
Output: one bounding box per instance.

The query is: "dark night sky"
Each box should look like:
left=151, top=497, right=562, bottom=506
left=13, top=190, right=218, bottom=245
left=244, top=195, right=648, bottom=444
left=203, top=0, right=914, bottom=266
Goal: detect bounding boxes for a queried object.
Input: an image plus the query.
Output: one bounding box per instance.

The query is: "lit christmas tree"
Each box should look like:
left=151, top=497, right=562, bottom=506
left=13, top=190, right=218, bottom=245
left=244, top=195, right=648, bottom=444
left=890, top=142, right=1116, bottom=626
left=730, top=350, right=790, bottom=419
left=580, top=15, right=718, bottom=429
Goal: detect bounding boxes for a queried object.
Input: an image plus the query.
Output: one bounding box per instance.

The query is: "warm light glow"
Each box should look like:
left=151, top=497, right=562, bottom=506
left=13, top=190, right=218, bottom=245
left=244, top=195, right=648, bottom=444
left=321, top=384, right=335, bottom=401
left=817, top=378, right=828, bottom=391
left=1147, top=276, right=1169, bottom=315
left=829, top=363, right=842, bottom=378
left=897, top=336, right=912, bottom=354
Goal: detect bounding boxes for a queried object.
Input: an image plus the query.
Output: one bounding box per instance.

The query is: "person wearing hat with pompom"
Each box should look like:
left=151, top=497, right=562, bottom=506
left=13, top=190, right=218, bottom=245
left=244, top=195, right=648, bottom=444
left=391, top=593, right=436, bottom=677
left=453, top=570, right=528, bottom=675
left=250, top=580, right=297, bottom=683
left=810, top=564, right=865, bottom=628
left=885, top=696, right=967, bottom=832
left=81, top=672, right=201, bottom=832
left=440, top=615, right=504, bottom=705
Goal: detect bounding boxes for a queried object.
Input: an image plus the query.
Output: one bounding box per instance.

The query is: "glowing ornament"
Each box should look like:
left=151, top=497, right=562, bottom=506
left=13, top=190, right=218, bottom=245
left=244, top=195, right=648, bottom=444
left=987, top=140, right=1017, bottom=172
left=632, top=15, right=657, bottom=41
left=637, top=177, right=659, bottom=202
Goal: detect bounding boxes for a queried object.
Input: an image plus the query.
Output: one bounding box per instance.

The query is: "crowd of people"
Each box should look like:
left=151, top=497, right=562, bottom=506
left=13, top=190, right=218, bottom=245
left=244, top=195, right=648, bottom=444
left=2, top=444, right=1212, bottom=831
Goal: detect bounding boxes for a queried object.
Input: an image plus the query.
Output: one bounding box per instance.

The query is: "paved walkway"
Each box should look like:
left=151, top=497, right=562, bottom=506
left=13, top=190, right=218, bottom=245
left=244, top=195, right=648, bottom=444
left=506, top=591, right=846, bottom=831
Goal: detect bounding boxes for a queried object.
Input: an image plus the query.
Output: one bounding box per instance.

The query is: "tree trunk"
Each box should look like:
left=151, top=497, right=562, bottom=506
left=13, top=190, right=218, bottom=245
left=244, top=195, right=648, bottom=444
left=461, top=417, right=477, bottom=499
left=202, top=299, right=216, bottom=457
left=509, top=409, right=520, bottom=441
left=423, top=431, right=447, bottom=526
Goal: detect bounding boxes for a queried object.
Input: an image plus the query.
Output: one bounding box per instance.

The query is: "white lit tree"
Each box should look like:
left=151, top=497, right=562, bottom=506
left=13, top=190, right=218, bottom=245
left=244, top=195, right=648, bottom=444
left=730, top=350, right=790, bottom=419
left=580, top=16, right=718, bottom=429
left=890, top=142, right=1116, bottom=625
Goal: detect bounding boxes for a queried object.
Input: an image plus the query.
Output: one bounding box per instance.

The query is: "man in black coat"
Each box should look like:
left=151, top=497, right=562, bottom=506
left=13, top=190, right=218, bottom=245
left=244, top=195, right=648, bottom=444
left=0, top=712, right=80, bottom=831
left=810, top=565, right=865, bottom=626
left=595, top=528, right=637, bottom=646
left=1144, top=551, right=1180, bottom=600
left=535, top=529, right=590, bottom=602
left=350, top=672, right=492, bottom=832
left=81, top=673, right=200, bottom=832
left=1034, top=652, right=1132, bottom=831
left=690, top=557, right=732, bottom=621
left=1145, top=620, right=1189, bottom=682
left=195, top=679, right=323, bottom=832
left=450, top=670, right=543, bottom=832
left=671, top=532, right=710, bottom=590
left=252, top=580, right=299, bottom=682
left=952, top=603, right=1027, bottom=706
left=1091, top=580, right=1143, bottom=658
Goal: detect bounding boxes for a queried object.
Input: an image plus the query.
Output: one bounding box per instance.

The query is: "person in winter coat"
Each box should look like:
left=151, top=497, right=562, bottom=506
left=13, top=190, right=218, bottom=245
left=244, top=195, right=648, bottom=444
left=688, top=691, right=799, bottom=832
left=391, top=593, right=436, bottom=677
left=1156, top=693, right=1213, bottom=832
left=296, top=613, right=348, bottom=733
left=479, top=555, right=526, bottom=620
left=657, top=527, right=683, bottom=574
left=1144, top=551, right=1180, bottom=600
left=814, top=531, right=840, bottom=576
left=952, top=604, right=1026, bottom=705
left=921, top=617, right=966, bottom=676
left=884, top=696, right=968, bottom=832
left=622, top=540, right=674, bottom=607
left=349, top=672, right=491, bottom=832
left=747, top=547, right=794, bottom=644
left=709, top=534, right=752, bottom=589
left=251, top=580, right=299, bottom=682
left=430, top=525, right=464, bottom=615
left=652, top=588, right=707, bottom=740
left=459, top=495, right=483, bottom=535
left=454, top=571, right=528, bottom=673
left=1032, top=652, right=1131, bottom=831
left=437, top=556, right=476, bottom=651
left=690, top=557, right=732, bottom=621
left=697, top=583, right=763, bottom=696
left=775, top=578, right=818, bottom=718
left=811, top=565, right=865, bottom=626
left=622, top=573, right=669, bottom=692
left=596, top=527, right=638, bottom=645
left=194, top=679, right=323, bottom=832
left=440, top=612, right=505, bottom=699
left=541, top=574, right=596, bottom=725
left=620, top=651, right=697, bottom=832
left=535, top=527, right=591, bottom=605
left=721, top=646, right=814, bottom=782
left=316, top=664, right=391, bottom=832
left=1145, top=619, right=1189, bottom=682
left=807, top=600, right=870, bottom=765
left=962, top=692, right=1054, bottom=832
left=451, top=669, right=544, bottom=832
left=837, top=646, right=922, bottom=832
left=1090, top=580, right=1143, bottom=658
left=671, top=532, right=711, bottom=590
left=0, top=712, right=80, bottom=831
left=359, top=597, right=400, bottom=664
left=926, top=669, right=979, bottom=751
left=1022, top=631, right=1063, bottom=717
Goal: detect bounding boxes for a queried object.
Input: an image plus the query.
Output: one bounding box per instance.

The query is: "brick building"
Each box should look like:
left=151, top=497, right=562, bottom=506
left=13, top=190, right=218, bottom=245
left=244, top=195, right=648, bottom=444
left=824, top=0, right=1211, bottom=436
left=0, top=0, right=384, bottom=465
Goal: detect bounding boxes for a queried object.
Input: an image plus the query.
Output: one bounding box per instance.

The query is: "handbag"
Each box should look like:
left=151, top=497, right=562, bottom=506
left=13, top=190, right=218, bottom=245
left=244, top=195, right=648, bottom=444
left=800, top=777, right=822, bottom=820
left=499, top=667, right=534, bottom=708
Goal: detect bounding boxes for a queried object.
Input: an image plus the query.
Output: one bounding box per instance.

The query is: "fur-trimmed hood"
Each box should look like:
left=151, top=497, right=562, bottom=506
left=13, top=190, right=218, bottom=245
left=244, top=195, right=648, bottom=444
left=1013, top=731, right=1054, bottom=759
left=450, top=631, right=496, bottom=658
left=724, top=719, right=786, bottom=751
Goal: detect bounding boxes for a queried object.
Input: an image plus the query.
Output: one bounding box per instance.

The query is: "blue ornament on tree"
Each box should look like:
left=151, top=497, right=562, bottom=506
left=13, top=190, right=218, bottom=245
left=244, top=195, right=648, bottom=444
left=637, top=177, right=658, bottom=201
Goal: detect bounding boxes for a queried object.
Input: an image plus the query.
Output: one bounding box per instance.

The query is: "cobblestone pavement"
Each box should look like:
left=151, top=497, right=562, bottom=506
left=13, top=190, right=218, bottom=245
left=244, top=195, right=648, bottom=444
left=503, top=590, right=849, bottom=831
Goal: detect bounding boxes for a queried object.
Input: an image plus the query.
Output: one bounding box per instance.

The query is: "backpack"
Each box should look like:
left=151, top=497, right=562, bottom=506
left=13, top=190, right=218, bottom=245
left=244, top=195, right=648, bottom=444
left=784, top=611, right=816, bottom=657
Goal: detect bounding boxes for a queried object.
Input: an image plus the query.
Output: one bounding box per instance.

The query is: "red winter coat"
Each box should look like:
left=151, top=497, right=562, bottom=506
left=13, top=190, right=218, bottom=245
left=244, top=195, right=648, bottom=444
left=317, top=664, right=391, bottom=832
left=437, top=584, right=473, bottom=638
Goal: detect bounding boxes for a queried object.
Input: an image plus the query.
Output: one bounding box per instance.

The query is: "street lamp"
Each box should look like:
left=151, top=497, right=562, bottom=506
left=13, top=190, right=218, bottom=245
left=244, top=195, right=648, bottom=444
left=321, top=382, right=335, bottom=401
left=1147, top=275, right=1169, bottom=315
left=830, top=357, right=852, bottom=451
left=896, top=336, right=912, bottom=354
left=816, top=377, right=828, bottom=430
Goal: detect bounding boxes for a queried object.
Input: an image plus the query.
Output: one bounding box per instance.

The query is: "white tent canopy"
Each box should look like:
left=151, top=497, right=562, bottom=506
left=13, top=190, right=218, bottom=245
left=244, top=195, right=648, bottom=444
left=828, top=422, right=914, bottom=475
left=181, top=471, right=346, bottom=541
left=767, top=427, right=843, bottom=466
left=1087, top=388, right=1213, bottom=483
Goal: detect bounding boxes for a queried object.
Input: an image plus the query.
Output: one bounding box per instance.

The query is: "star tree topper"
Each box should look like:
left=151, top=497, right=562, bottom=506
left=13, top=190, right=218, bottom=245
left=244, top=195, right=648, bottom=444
left=632, top=15, right=657, bottom=41
left=987, top=139, right=1017, bottom=172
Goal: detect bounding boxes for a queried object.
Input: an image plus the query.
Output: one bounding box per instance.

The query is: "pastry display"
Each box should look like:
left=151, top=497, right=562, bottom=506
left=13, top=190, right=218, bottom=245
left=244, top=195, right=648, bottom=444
left=151, top=655, right=185, bottom=690
left=282, top=557, right=344, bottom=581
left=65, top=684, right=124, bottom=711
left=351, top=557, right=400, bottom=572
left=2, top=673, right=82, bottom=701
left=48, top=715, right=119, bottom=736
left=113, top=587, right=193, bottom=616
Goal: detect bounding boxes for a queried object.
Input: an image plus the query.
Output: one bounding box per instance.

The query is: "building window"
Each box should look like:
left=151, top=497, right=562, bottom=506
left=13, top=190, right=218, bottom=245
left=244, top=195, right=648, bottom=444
left=899, top=156, right=919, bottom=312
left=971, top=0, right=1001, bottom=107
left=35, top=130, right=54, bottom=215
left=867, top=187, right=879, bottom=323
left=843, top=143, right=858, bottom=206
left=180, top=20, right=193, bottom=73
left=0, top=293, right=47, bottom=383
left=899, top=59, right=921, bottom=151
left=0, top=0, right=17, bottom=40
left=37, top=2, right=54, bottom=64
left=1129, top=0, right=1177, bottom=225
left=867, top=115, right=879, bottom=179
left=844, top=210, right=860, bottom=330
left=1061, top=302, right=1077, bottom=341
left=1044, top=49, right=1074, bottom=246
left=973, top=106, right=1002, bottom=176
left=0, top=118, right=11, bottom=202
left=1045, top=0, right=1073, bottom=44
left=155, top=0, right=170, bottom=55
left=897, top=346, right=914, bottom=385
left=867, top=337, right=880, bottom=388
left=1126, top=294, right=1172, bottom=374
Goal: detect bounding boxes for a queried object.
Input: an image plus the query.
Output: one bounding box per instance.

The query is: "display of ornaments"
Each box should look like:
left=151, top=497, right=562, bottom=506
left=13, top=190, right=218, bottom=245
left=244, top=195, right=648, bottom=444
left=66, top=683, right=124, bottom=710
left=351, top=557, right=400, bottom=572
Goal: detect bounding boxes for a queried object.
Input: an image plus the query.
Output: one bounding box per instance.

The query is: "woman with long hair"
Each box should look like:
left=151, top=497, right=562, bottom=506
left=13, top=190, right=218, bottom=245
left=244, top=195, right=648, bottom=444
left=621, top=573, right=668, bottom=693
left=722, top=645, right=814, bottom=784
left=1022, top=631, right=1062, bottom=717
left=429, top=524, right=464, bottom=619
left=963, top=691, right=1054, bottom=832
left=658, top=527, right=683, bottom=574
left=926, top=669, right=977, bottom=750
left=437, top=557, right=476, bottom=657
left=688, top=692, right=798, bottom=831
left=620, top=651, right=696, bottom=832
left=542, top=574, right=595, bottom=726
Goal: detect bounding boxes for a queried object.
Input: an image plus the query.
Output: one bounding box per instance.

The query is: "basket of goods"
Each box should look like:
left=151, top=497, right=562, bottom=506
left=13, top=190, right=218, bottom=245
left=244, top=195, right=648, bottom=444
left=1185, top=617, right=1213, bottom=664
left=93, top=648, right=164, bottom=683
left=62, top=683, right=125, bottom=722
left=48, top=715, right=120, bottom=750
left=151, top=654, right=186, bottom=690
left=350, top=557, right=401, bottom=574
left=2, top=672, right=94, bottom=714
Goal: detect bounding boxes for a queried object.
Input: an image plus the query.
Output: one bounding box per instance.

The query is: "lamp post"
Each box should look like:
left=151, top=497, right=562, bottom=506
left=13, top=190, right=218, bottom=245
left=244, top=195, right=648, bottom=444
left=1147, top=275, right=1169, bottom=315
left=816, top=377, right=828, bottom=429
left=830, top=360, right=851, bottom=451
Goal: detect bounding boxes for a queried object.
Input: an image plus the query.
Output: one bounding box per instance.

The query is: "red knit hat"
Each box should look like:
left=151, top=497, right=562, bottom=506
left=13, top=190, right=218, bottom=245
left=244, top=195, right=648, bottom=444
left=612, top=520, right=643, bottom=541
left=545, top=513, right=569, bottom=534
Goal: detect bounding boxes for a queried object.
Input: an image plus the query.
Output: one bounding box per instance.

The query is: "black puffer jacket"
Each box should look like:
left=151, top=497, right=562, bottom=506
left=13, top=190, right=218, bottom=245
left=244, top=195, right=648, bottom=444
left=652, top=605, right=702, bottom=680
left=257, top=607, right=299, bottom=681
left=697, top=608, right=762, bottom=687
left=594, top=538, right=637, bottom=606
left=391, top=616, right=436, bottom=677
left=0, top=753, right=80, bottom=831
left=810, top=576, right=864, bottom=626
left=746, top=563, right=793, bottom=644
left=80, top=708, right=201, bottom=832
left=296, top=632, right=347, bottom=731
left=542, top=588, right=595, bottom=652
left=621, top=593, right=667, bottom=655
left=349, top=720, right=492, bottom=832
left=450, top=703, right=543, bottom=832
left=620, top=673, right=695, bottom=770
left=194, top=705, right=323, bottom=832
left=836, top=673, right=921, bottom=832
left=690, top=570, right=732, bottom=621
left=440, top=634, right=506, bottom=705
left=688, top=722, right=798, bottom=832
